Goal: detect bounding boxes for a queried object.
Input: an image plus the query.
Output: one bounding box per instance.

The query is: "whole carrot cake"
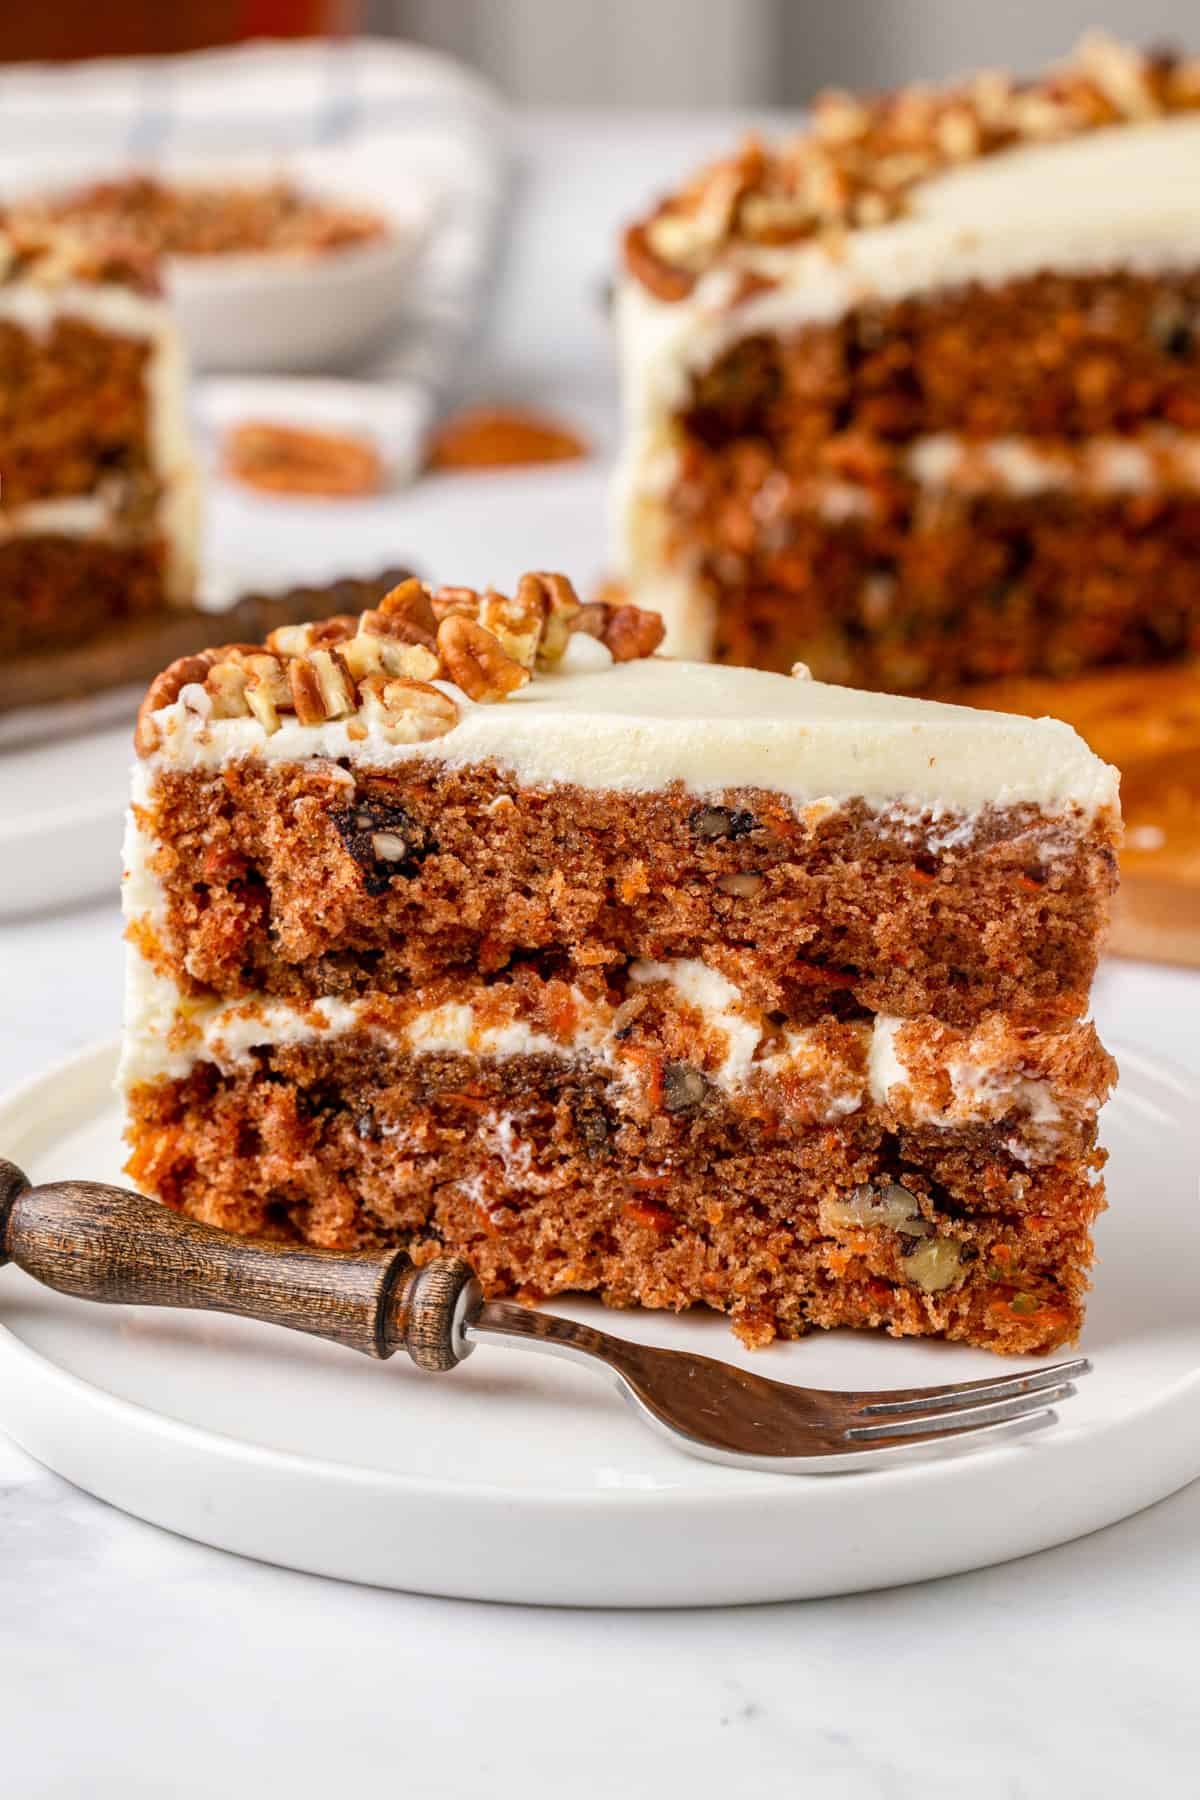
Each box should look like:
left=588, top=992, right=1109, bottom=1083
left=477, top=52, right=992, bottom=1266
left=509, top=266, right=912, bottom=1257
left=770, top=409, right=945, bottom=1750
left=0, top=222, right=198, bottom=659
left=614, top=33, right=1200, bottom=690
left=121, top=573, right=1119, bottom=1353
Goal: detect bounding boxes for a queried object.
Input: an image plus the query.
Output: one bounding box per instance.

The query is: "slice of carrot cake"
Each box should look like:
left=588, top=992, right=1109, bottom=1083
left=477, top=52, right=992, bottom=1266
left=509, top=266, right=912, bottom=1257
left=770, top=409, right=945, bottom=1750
left=121, top=572, right=1120, bottom=1353
left=0, top=221, right=198, bottom=659
left=614, top=33, right=1200, bottom=689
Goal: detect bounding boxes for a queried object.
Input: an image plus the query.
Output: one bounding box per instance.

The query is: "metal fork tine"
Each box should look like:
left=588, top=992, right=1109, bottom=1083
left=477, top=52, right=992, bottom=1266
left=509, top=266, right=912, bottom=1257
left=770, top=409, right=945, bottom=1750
left=834, top=1406, right=1061, bottom=1463
left=853, top=1356, right=1091, bottom=1419
left=844, top=1382, right=1076, bottom=1443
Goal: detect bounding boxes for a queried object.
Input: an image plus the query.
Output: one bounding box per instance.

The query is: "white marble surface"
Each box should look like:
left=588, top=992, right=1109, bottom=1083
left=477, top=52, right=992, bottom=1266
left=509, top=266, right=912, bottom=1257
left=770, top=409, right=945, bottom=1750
left=3, top=111, right=1200, bottom=1796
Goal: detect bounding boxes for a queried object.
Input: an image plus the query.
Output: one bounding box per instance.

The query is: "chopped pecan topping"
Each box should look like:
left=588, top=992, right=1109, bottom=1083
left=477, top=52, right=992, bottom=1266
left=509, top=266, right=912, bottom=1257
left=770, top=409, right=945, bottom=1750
left=306, top=648, right=357, bottom=721
left=341, top=632, right=440, bottom=685
left=205, top=659, right=250, bottom=719
left=478, top=585, right=546, bottom=670
left=242, top=653, right=289, bottom=734
left=369, top=578, right=439, bottom=648
left=266, top=616, right=356, bottom=657
left=357, top=676, right=459, bottom=744
left=516, top=569, right=579, bottom=664
left=135, top=569, right=662, bottom=753
left=134, top=651, right=217, bottom=754
left=287, top=656, right=328, bottom=727
left=429, top=585, right=481, bottom=622
left=437, top=615, right=531, bottom=703
left=624, top=35, right=1200, bottom=297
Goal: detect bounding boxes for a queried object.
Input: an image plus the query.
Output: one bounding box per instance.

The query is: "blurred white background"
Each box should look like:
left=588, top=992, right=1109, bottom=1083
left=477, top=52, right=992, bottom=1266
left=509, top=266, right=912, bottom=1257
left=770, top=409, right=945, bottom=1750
left=374, top=0, right=1200, bottom=104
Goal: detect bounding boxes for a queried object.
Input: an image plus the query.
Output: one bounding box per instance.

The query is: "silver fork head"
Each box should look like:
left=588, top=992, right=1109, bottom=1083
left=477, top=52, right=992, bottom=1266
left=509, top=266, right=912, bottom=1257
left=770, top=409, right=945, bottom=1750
left=468, top=1301, right=1090, bottom=1475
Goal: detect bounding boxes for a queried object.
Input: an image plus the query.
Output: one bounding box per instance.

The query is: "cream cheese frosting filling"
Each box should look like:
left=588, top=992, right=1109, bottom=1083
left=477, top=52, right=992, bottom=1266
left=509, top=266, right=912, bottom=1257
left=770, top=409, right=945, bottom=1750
left=118, top=933, right=1092, bottom=1149
left=137, top=652, right=1117, bottom=818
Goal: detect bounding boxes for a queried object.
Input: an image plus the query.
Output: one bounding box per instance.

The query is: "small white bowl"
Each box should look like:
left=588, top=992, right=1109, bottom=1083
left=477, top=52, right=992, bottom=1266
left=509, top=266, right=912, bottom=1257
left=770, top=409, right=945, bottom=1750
left=2, top=133, right=441, bottom=375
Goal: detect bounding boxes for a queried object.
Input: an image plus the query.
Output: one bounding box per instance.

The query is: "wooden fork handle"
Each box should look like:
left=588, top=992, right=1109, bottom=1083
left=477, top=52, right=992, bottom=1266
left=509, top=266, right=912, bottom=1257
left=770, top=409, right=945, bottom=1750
left=0, top=1159, right=478, bottom=1371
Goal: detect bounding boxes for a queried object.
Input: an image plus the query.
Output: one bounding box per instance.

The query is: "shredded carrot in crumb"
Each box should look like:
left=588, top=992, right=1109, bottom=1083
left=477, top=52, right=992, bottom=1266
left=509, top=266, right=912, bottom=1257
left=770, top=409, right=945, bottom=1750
left=906, top=865, right=936, bottom=884
left=442, top=1090, right=491, bottom=1113
left=622, top=1198, right=676, bottom=1236
left=623, top=1046, right=665, bottom=1107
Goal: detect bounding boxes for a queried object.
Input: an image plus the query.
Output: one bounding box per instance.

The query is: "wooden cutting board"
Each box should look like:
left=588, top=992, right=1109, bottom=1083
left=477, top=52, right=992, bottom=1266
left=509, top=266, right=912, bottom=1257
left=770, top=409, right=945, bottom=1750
left=958, top=662, right=1200, bottom=969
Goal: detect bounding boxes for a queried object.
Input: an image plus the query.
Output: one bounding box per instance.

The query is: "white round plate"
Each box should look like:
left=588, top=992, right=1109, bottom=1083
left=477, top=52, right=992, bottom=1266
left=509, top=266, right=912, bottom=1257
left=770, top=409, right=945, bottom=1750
left=1, top=1041, right=1197, bottom=1606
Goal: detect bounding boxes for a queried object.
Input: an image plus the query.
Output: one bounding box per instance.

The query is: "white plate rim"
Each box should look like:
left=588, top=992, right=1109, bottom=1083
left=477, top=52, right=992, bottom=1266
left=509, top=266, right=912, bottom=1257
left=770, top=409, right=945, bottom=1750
left=2, top=1035, right=1199, bottom=1518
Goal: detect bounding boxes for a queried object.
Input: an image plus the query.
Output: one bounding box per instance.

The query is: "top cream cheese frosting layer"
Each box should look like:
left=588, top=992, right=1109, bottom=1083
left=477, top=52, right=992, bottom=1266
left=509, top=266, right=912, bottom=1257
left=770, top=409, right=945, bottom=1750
left=144, top=654, right=1119, bottom=818
left=618, top=114, right=1200, bottom=406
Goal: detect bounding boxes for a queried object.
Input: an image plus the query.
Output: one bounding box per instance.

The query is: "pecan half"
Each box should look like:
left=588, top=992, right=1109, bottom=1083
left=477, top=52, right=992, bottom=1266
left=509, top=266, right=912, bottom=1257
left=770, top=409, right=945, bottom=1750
left=437, top=615, right=530, bottom=703
left=367, top=578, right=439, bottom=649
left=224, top=420, right=383, bottom=498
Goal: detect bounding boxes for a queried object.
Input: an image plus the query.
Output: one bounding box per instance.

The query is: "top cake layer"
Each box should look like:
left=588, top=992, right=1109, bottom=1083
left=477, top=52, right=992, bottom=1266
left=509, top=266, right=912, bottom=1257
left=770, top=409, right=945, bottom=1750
left=134, top=573, right=1117, bottom=820
left=623, top=35, right=1200, bottom=314
left=127, top=573, right=1120, bottom=1027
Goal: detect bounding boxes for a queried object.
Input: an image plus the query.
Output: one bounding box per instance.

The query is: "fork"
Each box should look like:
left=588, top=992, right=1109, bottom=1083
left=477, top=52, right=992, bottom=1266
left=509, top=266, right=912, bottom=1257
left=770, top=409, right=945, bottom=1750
left=0, top=1160, right=1088, bottom=1475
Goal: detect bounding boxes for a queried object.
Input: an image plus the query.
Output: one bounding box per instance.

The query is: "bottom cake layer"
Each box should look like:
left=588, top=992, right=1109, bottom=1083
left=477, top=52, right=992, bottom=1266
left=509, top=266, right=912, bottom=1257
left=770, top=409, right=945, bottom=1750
left=0, top=532, right=170, bottom=657
left=125, top=1031, right=1107, bottom=1356
left=670, top=491, right=1200, bottom=691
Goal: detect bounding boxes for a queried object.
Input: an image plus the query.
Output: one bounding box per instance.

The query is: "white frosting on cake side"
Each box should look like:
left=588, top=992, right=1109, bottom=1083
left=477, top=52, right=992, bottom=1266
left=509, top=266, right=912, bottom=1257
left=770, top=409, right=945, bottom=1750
left=613, top=113, right=1200, bottom=652
left=140, top=653, right=1118, bottom=818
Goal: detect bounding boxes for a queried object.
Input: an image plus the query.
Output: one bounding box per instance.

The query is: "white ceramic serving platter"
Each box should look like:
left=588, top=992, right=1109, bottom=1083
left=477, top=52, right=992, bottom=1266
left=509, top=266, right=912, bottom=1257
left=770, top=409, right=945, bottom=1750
left=0, top=449, right=609, bottom=919
left=0, top=1039, right=1197, bottom=1607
